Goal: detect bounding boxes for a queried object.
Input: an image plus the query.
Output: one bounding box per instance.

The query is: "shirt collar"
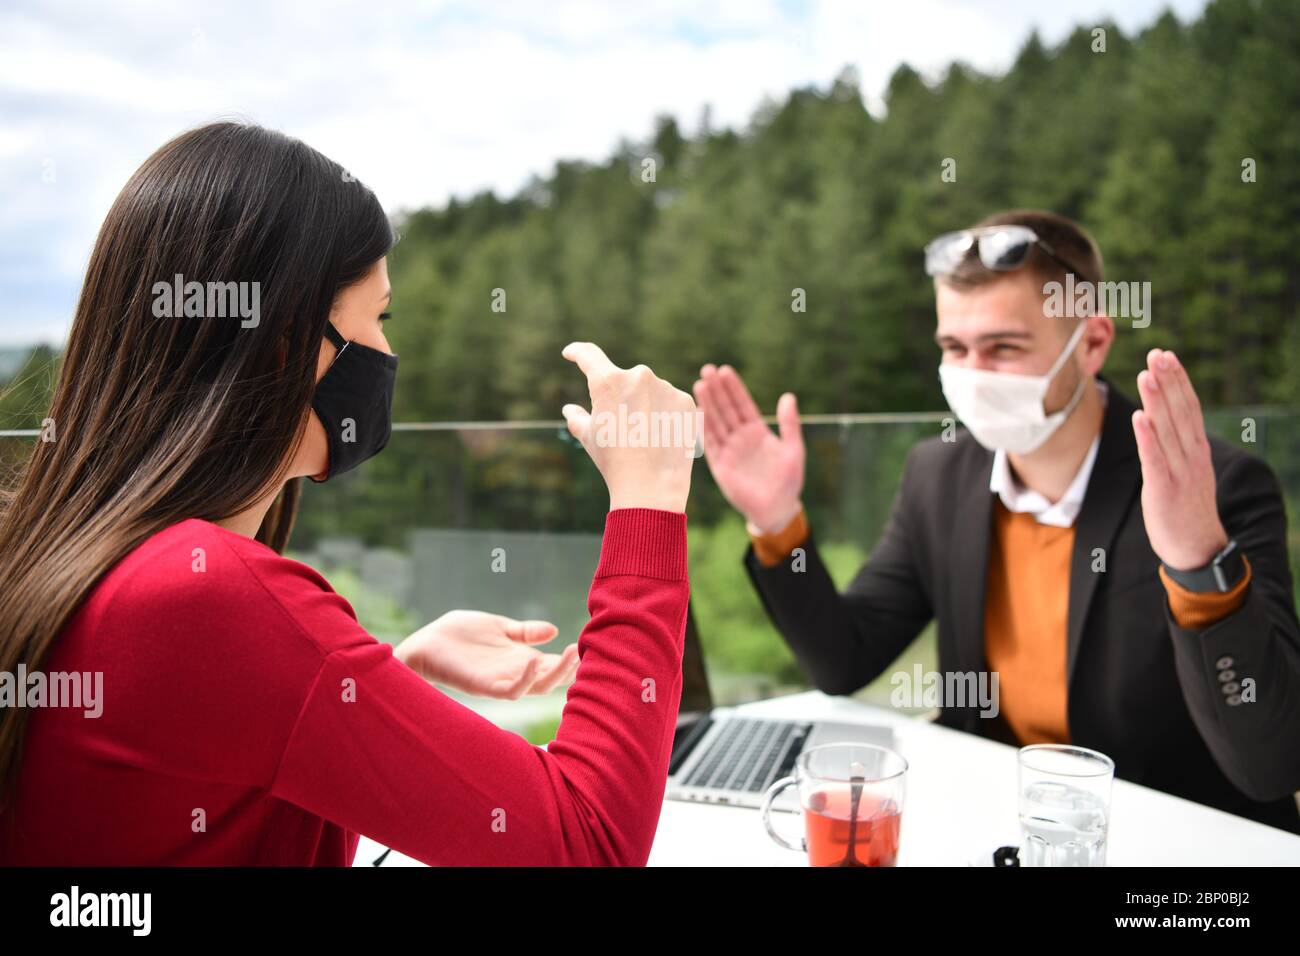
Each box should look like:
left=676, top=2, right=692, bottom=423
left=988, top=380, right=1107, bottom=528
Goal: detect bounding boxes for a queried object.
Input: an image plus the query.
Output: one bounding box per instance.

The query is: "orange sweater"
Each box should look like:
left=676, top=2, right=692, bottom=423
left=984, top=502, right=1075, bottom=743
left=751, top=503, right=1250, bottom=746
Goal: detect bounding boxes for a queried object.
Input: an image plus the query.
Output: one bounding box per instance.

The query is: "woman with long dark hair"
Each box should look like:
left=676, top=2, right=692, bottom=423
left=0, top=122, right=695, bottom=865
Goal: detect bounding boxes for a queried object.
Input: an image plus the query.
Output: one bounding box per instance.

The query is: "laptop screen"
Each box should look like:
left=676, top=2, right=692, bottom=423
left=679, top=601, right=713, bottom=715
left=668, top=602, right=715, bottom=772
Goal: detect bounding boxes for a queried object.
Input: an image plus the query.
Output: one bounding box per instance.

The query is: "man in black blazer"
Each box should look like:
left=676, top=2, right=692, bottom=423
left=693, top=209, right=1300, bottom=834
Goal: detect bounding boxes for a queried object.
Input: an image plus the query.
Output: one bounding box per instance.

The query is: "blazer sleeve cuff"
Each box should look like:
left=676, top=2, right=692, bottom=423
left=1159, top=554, right=1252, bottom=631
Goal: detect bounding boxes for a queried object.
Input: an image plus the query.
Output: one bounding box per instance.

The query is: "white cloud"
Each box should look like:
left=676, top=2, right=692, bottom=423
left=0, top=0, right=1206, bottom=346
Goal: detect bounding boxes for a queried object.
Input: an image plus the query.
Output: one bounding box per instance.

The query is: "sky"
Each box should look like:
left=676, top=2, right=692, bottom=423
left=0, top=0, right=1209, bottom=347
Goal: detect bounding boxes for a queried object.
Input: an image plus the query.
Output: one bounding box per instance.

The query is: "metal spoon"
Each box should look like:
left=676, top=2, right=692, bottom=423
left=837, top=760, right=868, bottom=867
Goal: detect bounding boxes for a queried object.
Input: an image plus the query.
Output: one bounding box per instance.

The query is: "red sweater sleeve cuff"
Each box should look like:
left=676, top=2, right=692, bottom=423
left=594, top=508, right=688, bottom=582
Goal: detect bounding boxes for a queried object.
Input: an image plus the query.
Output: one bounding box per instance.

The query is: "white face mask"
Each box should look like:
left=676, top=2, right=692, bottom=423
left=938, top=321, right=1088, bottom=455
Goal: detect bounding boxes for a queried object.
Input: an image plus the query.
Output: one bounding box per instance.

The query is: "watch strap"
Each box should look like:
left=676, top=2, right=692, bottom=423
left=1161, top=539, right=1245, bottom=593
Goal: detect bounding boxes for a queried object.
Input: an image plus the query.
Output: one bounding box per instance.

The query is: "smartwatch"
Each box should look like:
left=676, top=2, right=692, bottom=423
left=1161, top=539, right=1246, bottom=593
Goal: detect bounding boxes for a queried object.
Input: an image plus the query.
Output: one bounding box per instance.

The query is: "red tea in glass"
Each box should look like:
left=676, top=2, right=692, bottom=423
left=762, top=742, right=908, bottom=867
left=804, top=788, right=902, bottom=867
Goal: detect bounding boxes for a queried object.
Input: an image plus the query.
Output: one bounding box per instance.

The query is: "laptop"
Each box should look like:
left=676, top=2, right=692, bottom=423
left=666, top=603, right=896, bottom=811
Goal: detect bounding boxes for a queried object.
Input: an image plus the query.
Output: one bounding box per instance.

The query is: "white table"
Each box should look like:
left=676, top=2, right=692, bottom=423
left=355, top=690, right=1300, bottom=867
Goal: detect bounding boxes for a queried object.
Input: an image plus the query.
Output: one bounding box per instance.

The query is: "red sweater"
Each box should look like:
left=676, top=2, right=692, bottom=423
left=0, top=508, right=689, bottom=865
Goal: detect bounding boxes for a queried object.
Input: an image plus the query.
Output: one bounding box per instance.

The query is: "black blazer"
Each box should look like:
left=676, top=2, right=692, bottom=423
left=744, top=378, right=1300, bottom=834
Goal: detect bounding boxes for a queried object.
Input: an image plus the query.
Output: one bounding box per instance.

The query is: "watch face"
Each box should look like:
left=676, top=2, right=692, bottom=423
left=1213, top=540, right=1245, bottom=591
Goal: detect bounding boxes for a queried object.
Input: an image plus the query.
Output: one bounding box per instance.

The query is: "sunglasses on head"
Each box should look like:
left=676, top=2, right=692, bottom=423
left=923, top=224, right=1082, bottom=279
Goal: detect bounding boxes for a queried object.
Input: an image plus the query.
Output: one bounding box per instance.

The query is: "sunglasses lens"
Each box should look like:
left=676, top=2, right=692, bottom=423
left=924, top=232, right=974, bottom=276
left=978, top=226, right=1036, bottom=271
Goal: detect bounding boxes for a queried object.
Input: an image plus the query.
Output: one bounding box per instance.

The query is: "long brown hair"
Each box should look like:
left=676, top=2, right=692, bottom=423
left=0, top=121, right=394, bottom=803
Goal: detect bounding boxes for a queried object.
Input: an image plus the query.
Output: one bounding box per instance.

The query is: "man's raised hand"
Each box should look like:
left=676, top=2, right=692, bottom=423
left=1132, top=348, right=1229, bottom=570
left=692, top=364, right=805, bottom=534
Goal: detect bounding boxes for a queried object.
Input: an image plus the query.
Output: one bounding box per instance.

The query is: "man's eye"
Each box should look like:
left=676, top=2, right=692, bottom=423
left=379, top=312, right=393, bottom=322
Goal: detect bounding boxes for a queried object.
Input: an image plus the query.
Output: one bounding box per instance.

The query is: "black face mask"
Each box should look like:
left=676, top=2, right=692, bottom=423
left=308, top=321, right=398, bottom=482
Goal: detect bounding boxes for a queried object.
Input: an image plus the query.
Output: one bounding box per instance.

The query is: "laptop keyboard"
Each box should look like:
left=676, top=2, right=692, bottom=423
left=682, top=718, right=810, bottom=793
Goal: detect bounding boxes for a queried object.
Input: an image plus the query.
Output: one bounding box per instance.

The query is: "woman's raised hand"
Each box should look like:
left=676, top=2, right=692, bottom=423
left=561, top=342, right=697, bottom=514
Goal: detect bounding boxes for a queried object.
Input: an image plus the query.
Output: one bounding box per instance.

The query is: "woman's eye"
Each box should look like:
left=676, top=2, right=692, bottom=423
left=379, top=311, right=393, bottom=322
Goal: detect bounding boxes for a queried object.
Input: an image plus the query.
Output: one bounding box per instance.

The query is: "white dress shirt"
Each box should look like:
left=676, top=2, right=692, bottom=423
left=988, top=381, right=1107, bottom=528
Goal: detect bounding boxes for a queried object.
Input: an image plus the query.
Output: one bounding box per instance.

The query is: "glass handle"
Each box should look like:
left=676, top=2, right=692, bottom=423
left=761, top=776, right=804, bottom=852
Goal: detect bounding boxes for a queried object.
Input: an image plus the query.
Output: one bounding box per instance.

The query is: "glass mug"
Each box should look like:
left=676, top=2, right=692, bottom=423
left=760, top=742, right=907, bottom=867
left=1017, top=744, right=1114, bottom=867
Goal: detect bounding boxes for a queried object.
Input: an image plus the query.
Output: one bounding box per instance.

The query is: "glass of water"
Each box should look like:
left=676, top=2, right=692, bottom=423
left=1017, top=744, right=1114, bottom=867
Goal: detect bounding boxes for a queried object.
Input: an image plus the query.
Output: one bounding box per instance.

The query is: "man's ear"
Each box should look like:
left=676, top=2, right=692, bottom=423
left=1083, top=313, right=1115, bottom=375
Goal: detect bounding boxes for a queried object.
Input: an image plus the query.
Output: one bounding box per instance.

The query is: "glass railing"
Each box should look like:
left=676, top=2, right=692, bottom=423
left=271, top=406, right=1300, bottom=740
left=4, top=407, right=1299, bottom=743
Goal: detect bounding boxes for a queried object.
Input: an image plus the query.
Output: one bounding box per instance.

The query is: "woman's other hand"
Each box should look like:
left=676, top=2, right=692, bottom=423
left=396, top=609, right=578, bottom=699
